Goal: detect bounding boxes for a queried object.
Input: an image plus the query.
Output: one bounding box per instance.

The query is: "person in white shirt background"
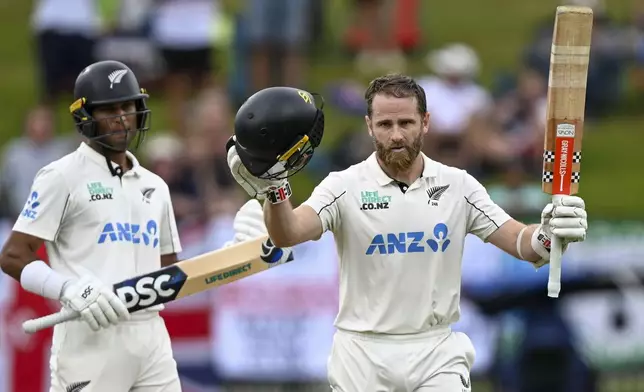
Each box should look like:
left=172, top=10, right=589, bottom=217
left=0, top=60, right=270, bottom=392
left=226, top=76, right=588, bottom=391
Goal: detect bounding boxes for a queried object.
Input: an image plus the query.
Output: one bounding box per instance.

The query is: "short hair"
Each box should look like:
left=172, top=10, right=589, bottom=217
left=364, top=73, right=427, bottom=117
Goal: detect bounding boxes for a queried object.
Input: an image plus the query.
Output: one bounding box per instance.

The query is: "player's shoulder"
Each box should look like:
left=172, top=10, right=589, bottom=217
left=321, top=156, right=374, bottom=186
left=428, top=157, right=479, bottom=190
left=34, top=149, right=81, bottom=184
left=135, top=165, right=171, bottom=192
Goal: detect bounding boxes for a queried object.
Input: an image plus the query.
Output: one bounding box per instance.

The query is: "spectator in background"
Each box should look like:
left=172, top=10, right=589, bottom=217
left=141, top=133, right=200, bottom=225
left=184, top=89, right=241, bottom=218
left=417, top=43, right=494, bottom=170
left=31, top=0, right=101, bottom=110
left=243, top=0, right=313, bottom=91
left=348, top=0, right=406, bottom=74
left=150, top=0, right=220, bottom=136
left=631, top=0, right=644, bottom=92
left=523, top=0, right=634, bottom=118
left=0, top=107, right=74, bottom=219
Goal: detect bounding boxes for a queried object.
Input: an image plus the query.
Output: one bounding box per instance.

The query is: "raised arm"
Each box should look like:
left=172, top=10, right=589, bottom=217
left=264, top=200, right=323, bottom=248
left=464, top=170, right=587, bottom=267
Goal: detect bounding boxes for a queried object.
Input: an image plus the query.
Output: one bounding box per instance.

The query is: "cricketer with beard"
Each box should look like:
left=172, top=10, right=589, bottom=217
left=226, top=74, right=588, bottom=391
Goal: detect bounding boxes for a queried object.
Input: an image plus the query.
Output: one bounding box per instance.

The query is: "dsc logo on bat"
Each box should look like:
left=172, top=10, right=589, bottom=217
left=114, top=266, right=186, bottom=313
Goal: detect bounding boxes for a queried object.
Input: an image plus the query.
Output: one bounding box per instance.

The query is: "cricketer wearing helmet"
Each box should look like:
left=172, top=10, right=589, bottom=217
left=227, top=77, right=588, bottom=392
left=0, top=60, right=271, bottom=392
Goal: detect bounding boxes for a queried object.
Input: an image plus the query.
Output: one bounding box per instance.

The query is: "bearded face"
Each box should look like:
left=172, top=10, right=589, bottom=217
left=366, top=94, right=428, bottom=173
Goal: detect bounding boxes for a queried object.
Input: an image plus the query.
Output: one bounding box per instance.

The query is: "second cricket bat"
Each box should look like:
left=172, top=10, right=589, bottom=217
left=542, top=5, right=593, bottom=298
left=22, top=236, right=293, bottom=333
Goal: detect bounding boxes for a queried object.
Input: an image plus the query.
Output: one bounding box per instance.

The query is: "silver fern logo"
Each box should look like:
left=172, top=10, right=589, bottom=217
left=108, top=69, right=128, bottom=89
left=426, top=184, right=450, bottom=206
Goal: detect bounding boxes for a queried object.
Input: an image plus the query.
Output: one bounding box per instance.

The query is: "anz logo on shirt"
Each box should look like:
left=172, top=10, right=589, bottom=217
left=366, top=223, right=451, bottom=255
left=97, top=219, right=159, bottom=248
left=20, top=191, right=41, bottom=220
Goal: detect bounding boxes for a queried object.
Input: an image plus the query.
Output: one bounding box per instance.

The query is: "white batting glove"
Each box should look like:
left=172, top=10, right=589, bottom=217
left=227, top=141, right=292, bottom=204
left=531, top=195, right=588, bottom=264
left=60, top=275, right=130, bottom=331
left=223, top=200, right=294, bottom=263
left=222, top=199, right=269, bottom=249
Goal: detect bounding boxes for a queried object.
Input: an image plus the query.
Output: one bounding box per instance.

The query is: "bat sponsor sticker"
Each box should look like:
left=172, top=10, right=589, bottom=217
left=554, top=123, right=576, bottom=194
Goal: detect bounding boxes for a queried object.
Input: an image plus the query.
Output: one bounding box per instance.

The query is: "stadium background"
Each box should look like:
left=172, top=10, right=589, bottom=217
left=0, top=0, right=643, bottom=391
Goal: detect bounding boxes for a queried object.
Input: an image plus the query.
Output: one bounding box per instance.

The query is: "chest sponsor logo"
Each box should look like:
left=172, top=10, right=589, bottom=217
left=97, top=219, right=159, bottom=248
left=426, top=184, right=450, bottom=207
left=360, top=191, right=392, bottom=210
left=87, top=181, right=114, bottom=202
left=365, top=223, right=451, bottom=255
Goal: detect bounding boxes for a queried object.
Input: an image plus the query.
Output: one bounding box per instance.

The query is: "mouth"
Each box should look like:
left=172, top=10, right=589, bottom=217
left=390, top=146, right=405, bottom=152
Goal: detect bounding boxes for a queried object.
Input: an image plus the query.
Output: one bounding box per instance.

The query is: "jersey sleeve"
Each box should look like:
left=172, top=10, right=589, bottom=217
left=159, top=185, right=182, bottom=255
left=301, top=172, right=347, bottom=233
left=463, top=171, right=512, bottom=241
left=12, top=166, right=70, bottom=242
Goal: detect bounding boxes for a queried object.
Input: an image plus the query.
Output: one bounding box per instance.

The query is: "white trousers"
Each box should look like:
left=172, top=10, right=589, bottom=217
left=327, top=327, right=475, bottom=392
left=49, top=314, right=181, bottom=392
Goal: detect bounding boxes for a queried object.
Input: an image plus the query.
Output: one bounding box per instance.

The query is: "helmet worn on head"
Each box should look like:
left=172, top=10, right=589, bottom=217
left=69, top=60, right=151, bottom=152
left=231, top=86, right=325, bottom=179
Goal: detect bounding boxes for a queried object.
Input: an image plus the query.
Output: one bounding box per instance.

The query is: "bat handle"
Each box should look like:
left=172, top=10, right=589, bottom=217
left=22, top=309, right=80, bottom=334
left=547, top=194, right=565, bottom=298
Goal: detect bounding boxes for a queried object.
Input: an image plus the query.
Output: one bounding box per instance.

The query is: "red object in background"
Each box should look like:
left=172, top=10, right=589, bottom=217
left=395, top=0, right=421, bottom=51
left=344, top=0, right=421, bottom=52
left=1, top=245, right=213, bottom=392
left=3, top=245, right=56, bottom=392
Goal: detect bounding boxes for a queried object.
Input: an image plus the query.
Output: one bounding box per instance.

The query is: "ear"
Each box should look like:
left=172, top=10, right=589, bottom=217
left=364, top=115, right=373, bottom=137
left=422, top=112, right=430, bottom=135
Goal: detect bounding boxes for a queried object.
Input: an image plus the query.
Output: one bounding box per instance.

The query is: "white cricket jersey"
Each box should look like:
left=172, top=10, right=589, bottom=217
left=303, top=152, right=511, bottom=335
left=12, top=142, right=182, bottom=315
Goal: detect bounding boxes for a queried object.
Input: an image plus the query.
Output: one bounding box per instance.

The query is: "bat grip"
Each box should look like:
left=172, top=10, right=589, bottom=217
left=22, top=309, right=80, bottom=334
left=547, top=194, right=565, bottom=298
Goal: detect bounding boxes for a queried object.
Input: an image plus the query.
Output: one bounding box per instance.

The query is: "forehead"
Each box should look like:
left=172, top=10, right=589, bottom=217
left=371, top=94, right=418, bottom=119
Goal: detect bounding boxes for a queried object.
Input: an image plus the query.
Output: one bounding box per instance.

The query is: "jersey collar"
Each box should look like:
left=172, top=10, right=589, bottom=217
left=367, top=152, right=439, bottom=187
left=77, top=142, right=142, bottom=177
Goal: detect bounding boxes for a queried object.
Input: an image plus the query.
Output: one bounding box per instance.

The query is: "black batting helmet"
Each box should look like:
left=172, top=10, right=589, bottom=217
left=229, top=87, right=325, bottom=179
left=69, top=60, right=151, bottom=152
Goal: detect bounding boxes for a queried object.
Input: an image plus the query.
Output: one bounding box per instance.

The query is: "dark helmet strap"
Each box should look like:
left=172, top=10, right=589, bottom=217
left=104, top=154, right=123, bottom=178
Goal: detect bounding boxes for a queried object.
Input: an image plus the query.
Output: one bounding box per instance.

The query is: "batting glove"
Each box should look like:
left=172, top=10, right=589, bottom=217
left=223, top=200, right=294, bottom=263
left=60, top=275, right=130, bottom=331
left=531, top=195, right=588, bottom=264
left=227, top=141, right=292, bottom=204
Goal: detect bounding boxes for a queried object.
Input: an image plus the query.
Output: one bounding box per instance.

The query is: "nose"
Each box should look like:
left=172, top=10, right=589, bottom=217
left=112, top=109, right=130, bottom=127
left=390, top=126, right=404, bottom=143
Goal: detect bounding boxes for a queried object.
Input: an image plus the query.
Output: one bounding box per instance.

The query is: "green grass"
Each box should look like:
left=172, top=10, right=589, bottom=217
left=1, top=0, right=643, bottom=219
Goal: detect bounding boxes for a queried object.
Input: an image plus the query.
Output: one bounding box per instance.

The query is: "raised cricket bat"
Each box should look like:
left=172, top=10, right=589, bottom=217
left=542, top=5, right=593, bottom=298
left=22, top=236, right=293, bottom=333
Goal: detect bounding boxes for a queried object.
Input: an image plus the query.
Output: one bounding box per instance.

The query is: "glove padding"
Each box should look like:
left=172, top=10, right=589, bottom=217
left=532, top=195, right=588, bottom=263
left=60, top=275, right=130, bottom=331
left=223, top=199, right=269, bottom=248
left=227, top=142, right=289, bottom=201
left=223, top=200, right=294, bottom=264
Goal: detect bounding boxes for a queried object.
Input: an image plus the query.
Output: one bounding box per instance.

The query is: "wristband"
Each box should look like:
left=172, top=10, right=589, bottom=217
left=516, top=226, right=528, bottom=260
left=530, top=225, right=552, bottom=266
left=20, top=260, right=71, bottom=300
left=266, top=182, right=292, bottom=204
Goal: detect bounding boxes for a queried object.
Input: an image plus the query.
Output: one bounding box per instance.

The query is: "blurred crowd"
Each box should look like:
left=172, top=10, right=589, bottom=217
left=4, top=0, right=644, bottom=225
left=2, top=0, right=644, bottom=390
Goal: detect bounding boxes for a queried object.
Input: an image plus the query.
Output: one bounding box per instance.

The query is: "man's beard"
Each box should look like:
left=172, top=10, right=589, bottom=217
left=374, top=132, right=423, bottom=173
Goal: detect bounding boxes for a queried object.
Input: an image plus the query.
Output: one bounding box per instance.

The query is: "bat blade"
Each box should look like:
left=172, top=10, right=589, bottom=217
left=542, top=5, right=593, bottom=196
left=22, top=236, right=293, bottom=333
left=542, top=5, right=593, bottom=298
